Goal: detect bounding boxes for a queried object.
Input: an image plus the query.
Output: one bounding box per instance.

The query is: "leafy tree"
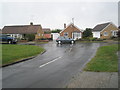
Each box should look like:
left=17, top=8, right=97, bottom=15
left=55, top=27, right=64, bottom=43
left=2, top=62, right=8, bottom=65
left=82, top=28, right=93, bottom=38
left=117, top=30, right=120, bottom=37
left=44, top=31, right=51, bottom=34
left=51, top=29, right=62, bottom=33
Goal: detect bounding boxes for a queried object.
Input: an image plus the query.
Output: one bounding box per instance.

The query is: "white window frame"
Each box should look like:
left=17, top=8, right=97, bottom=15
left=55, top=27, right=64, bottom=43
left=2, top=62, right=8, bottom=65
left=104, top=31, right=108, bottom=36
left=64, top=32, right=68, bottom=36
left=111, top=30, right=118, bottom=37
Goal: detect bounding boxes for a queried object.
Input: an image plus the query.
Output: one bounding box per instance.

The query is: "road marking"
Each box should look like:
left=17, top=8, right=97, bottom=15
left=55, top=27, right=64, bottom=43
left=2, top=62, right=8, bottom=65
left=70, top=44, right=73, bottom=47
left=39, top=57, right=62, bottom=68
left=69, top=48, right=72, bottom=52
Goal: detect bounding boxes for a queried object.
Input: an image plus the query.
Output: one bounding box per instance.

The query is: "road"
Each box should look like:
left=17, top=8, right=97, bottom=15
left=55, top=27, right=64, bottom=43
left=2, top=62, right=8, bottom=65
left=2, top=41, right=101, bottom=88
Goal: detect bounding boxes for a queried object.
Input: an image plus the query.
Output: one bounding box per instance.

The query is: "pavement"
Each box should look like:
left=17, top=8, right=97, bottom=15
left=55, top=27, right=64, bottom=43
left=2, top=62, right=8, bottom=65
left=2, top=41, right=119, bottom=88
left=66, top=71, right=118, bottom=88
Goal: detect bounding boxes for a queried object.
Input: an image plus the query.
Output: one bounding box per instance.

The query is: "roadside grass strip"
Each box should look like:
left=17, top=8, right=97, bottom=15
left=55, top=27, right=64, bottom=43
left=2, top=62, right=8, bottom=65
left=84, top=44, right=118, bottom=72
left=2, top=44, right=45, bottom=65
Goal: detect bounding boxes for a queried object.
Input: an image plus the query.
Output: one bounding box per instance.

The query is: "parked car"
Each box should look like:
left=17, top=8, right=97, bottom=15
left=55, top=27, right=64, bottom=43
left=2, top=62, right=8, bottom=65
left=0, top=34, right=17, bottom=44
left=56, top=36, right=75, bottom=44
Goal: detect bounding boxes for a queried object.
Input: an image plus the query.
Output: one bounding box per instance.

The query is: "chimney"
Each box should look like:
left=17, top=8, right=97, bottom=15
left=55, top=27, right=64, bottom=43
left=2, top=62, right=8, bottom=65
left=64, top=23, right=66, bottom=28
left=30, top=22, right=33, bottom=25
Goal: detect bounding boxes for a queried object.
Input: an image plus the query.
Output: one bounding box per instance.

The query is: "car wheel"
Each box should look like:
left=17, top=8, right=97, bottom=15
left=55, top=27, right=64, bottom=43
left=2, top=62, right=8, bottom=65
left=58, top=41, right=61, bottom=44
left=71, top=41, right=74, bottom=44
left=8, top=40, right=12, bottom=44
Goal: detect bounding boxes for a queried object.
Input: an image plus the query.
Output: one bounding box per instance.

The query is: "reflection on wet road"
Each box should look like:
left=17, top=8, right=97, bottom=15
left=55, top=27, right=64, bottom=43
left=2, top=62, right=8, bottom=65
left=3, top=41, right=106, bottom=88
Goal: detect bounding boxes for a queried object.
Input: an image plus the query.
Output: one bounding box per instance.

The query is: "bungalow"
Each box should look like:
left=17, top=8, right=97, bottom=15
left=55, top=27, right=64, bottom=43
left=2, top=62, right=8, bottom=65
left=60, top=23, right=82, bottom=40
left=2, top=22, right=44, bottom=40
left=92, top=22, right=118, bottom=39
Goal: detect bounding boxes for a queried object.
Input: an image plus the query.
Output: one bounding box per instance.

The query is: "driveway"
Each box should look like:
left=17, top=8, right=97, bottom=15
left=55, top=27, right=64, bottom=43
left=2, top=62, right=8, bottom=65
left=2, top=41, right=102, bottom=88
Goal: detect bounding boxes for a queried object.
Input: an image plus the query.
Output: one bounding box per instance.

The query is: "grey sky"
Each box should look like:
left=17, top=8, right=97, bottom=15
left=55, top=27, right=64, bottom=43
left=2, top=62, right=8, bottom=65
left=118, top=1, right=120, bottom=26
left=0, top=0, right=119, bottom=30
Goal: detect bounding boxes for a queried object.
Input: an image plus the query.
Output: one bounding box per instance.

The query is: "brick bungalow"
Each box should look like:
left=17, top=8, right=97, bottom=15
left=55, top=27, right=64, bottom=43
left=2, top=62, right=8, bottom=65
left=60, top=23, right=82, bottom=40
left=2, top=22, right=44, bottom=40
left=92, top=22, right=118, bottom=39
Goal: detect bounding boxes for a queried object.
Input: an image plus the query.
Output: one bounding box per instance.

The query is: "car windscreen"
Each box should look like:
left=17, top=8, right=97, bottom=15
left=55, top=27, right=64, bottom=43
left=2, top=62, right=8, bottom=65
left=58, top=37, right=65, bottom=40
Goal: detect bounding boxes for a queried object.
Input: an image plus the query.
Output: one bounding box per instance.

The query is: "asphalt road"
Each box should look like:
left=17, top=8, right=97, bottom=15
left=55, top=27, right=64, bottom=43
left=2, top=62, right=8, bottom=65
left=2, top=41, right=101, bottom=88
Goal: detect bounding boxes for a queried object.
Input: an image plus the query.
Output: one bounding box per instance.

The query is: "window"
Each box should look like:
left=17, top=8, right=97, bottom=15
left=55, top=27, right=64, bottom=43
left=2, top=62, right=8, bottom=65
left=64, top=32, right=68, bottom=36
left=38, top=33, right=40, bottom=36
left=104, top=32, right=108, bottom=36
left=111, top=30, right=118, bottom=37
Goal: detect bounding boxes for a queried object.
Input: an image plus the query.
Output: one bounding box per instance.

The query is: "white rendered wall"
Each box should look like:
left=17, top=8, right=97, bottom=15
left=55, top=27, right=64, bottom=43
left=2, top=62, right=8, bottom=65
left=92, top=32, right=100, bottom=38
left=51, top=33, right=60, bottom=40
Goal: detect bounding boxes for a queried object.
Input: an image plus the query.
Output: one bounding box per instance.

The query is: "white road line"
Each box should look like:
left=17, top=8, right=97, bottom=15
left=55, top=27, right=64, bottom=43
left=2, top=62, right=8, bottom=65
left=69, top=48, right=72, bottom=52
left=39, top=57, right=62, bottom=68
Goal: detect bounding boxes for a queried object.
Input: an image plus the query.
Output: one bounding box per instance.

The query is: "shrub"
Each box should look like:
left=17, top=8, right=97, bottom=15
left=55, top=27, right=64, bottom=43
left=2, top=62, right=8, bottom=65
left=82, top=28, right=93, bottom=38
left=38, top=38, right=47, bottom=40
left=97, top=38, right=103, bottom=41
left=111, top=36, right=116, bottom=39
left=25, top=34, right=35, bottom=41
left=91, top=38, right=98, bottom=41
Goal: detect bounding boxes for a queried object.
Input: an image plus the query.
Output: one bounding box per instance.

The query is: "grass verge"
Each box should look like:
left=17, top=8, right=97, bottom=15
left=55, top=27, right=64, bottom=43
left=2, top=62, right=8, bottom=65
left=84, top=44, right=118, bottom=72
left=2, top=44, right=45, bottom=65
left=76, top=41, right=106, bottom=43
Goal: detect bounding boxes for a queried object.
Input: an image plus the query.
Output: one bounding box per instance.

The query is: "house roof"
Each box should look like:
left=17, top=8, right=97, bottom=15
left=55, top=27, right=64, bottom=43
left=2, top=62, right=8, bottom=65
left=60, top=23, right=82, bottom=33
left=2, top=24, right=42, bottom=34
left=92, top=22, right=110, bottom=32
left=43, top=28, right=51, bottom=32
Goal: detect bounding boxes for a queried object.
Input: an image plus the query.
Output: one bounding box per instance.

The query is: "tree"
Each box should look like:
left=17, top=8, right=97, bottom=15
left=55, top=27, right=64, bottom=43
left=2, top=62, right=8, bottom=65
left=82, top=28, right=93, bottom=38
left=51, top=29, right=62, bottom=33
left=117, top=30, right=120, bottom=37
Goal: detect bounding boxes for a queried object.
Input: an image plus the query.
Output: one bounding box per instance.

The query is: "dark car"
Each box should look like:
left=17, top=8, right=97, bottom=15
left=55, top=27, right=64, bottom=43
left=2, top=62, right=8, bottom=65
left=56, top=36, right=75, bottom=44
left=0, top=34, right=17, bottom=44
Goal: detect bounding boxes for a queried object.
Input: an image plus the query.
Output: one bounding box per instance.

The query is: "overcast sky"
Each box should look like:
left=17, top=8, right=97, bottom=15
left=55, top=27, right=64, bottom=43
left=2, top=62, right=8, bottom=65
left=0, top=0, right=119, bottom=30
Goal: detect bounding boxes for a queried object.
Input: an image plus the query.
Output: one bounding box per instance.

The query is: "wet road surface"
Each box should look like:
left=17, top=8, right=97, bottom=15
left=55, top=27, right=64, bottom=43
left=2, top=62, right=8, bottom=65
left=2, top=41, right=102, bottom=88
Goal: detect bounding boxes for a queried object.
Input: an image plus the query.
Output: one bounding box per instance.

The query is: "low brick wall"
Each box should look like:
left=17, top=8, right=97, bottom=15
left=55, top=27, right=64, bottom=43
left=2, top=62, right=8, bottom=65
left=36, top=40, right=49, bottom=42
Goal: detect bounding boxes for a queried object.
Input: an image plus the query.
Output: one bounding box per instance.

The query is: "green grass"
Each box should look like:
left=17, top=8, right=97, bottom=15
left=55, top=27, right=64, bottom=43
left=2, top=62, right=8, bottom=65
left=76, top=41, right=106, bottom=43
left=2, top=44, right=45, bottom=65
left=84, top=44, right=119, bottom=72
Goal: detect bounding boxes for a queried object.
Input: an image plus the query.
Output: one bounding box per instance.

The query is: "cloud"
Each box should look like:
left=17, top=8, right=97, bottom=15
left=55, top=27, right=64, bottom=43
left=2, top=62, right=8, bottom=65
left=1, top=2, right=118, bottom=29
